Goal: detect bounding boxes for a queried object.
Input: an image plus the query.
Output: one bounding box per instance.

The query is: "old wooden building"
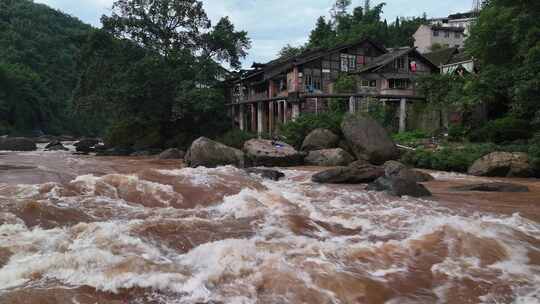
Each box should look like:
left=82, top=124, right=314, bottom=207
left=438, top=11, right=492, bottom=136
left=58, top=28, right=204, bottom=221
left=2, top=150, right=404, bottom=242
left=226, top=38, right=439, bottom=135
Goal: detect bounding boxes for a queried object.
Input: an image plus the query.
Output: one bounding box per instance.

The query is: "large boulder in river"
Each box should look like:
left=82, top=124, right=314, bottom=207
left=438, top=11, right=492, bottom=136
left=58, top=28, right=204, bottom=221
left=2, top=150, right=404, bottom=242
left=185, top=137, right=246, bottom=168
left=244, top=139, right=304, bottom=167
left=367, top=177, right=432, bottom=197
left=301, top=128, right=340, bottom=151
left=158, top=148, right=185, bottom=160
left=468, top=152, right=532, bottom=177
left=45, top=140, right=68, bottom=151
left=312, top=164, right=384, bottom=184
left=0, top=137, right=37, bottom=151
left=341, top=115, right=399, bottom=165
left=74, top=138, right=100, bottom=153
left=383, top=160, right=434, bottom=182
left=305, top=148, right=355, bottom=167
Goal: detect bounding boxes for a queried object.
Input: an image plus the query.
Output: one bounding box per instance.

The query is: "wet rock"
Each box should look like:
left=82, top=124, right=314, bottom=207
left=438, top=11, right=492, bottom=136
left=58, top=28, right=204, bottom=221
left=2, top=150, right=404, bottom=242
left=158, top=148, right=185, bottom=160
left=341, top=115, right=399, bottom=165
left=57, top=135, right=76, bottom=141
left=383, top=160, right=407, bottom=177
left=383, top=160, right=434, bottom=182
left=0, top=137, right=37, bottom=151
left=468, top=152, right=532, bottom=177
left=301, top=128, right=340, bottom=151
left=185, top=137, right=246, bottom=168
left=312, top=164, right=384, bottom=184
left=46, top=142, right=68, bottom=151
left=450, top=182, right=529, bottom=193
left=245, top=168, right=285, bottom=181
left=305, top=148, right=355, bottom=167
left=338, top=139, right=355, bottom=157
left=244, top=139, right=304, bottom=167
left=74, top=138, right=100, bottom=153
left=405, top=169, right=435, bottom=182
left=367, top=177, right=432, bottom=197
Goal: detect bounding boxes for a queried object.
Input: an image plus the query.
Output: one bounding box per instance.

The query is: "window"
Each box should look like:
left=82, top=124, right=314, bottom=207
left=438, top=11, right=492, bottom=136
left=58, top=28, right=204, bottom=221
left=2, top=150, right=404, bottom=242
left=396, top=57, right=405, bottom=69
left=444, top=31, right=450, bottom=38
left=455, top=32, right=461, bottom=39
left=370, top=80, right=377, bottom=87
left=305, top=75, right=321, bottom=91
left=341, top=54, right=357, bottom=72
left=433, top=30, right=439, bottom=37
left=361, top=80, right=370, bottom=87
left=361, top=80, right=377, bottom=87
left=388, top=79, right=411, bottom=89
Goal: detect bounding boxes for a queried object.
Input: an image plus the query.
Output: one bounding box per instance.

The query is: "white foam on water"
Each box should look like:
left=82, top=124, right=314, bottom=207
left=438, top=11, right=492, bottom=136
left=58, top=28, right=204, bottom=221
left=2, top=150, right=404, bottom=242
left=1, top=166, right=539, bottom=303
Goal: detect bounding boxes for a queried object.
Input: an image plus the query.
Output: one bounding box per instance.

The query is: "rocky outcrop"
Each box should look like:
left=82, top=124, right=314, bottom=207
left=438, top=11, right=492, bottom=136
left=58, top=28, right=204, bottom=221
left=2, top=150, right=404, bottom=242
left=301, top=129, right=340, bottom=151
left=383, top=160, right=434, bottom=182
left=45, top=140, right=68, bottom=151
left=74, top=138, right=100, bottom=153
left=185, top=137, right=246, bottom=168
left=367, top=177, right=432, bottom=197
left=468, top=152, right=532, bottom=177
left=158, top=148, right=185, bottom=160
left=312, top=164, right=385, bottom=184
left=244, top=139, right=304, bottom=167
left=0, top=137, right=37, bottom=151
left=245, top=168, right=285, bottom=181
left=341, top=115, right=399, bottom=165
left=305, top=148, right=355, bottom=167
left=450, top=182, right=529, bottom=193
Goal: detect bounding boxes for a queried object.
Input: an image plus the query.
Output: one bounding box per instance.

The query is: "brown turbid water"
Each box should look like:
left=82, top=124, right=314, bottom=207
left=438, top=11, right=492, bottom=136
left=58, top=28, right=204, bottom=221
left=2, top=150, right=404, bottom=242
left=0, top=143, right=539, bottom=304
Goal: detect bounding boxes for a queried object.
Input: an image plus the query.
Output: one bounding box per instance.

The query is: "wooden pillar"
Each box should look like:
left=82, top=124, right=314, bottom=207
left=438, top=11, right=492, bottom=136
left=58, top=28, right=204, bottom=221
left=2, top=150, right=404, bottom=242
left=399, top=98, right=407, bottom=133
left=238, top=104, right=245, bottom=131
left=349, top=96, right=356, bottom=114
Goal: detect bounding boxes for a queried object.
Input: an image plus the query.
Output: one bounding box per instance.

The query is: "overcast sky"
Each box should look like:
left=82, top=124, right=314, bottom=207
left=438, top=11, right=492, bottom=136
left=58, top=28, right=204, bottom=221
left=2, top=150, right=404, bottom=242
left=35, top=0, right=472, bottom=67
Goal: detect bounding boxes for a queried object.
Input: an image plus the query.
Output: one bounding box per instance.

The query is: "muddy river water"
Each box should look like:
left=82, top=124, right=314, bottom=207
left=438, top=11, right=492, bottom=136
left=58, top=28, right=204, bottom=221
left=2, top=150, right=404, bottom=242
left=0, top=144, right=539, bottom=303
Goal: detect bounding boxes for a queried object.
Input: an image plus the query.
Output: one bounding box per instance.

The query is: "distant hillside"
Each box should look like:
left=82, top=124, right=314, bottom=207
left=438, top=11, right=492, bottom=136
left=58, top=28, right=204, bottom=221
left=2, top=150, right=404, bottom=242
left=0, top=0, right=92, bottom=135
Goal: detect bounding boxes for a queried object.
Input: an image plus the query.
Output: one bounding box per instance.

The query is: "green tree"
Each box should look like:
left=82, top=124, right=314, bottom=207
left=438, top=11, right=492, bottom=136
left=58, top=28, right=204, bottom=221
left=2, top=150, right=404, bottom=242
left=278, top=44, right=305, bottom=58
left=307, top=17, right=335, bottom=48
left=74, top=0, right=251, bottom=148
left=465, top=0, right=540, bottom=121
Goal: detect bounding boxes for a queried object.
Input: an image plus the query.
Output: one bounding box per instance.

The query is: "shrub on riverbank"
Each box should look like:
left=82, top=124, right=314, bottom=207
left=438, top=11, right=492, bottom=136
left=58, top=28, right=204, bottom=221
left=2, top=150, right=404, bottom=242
left=278, top=112, right=345, bottom=149
left=401, top=142, right=540, bottom=175
left=216, top=129, right=258, bottom=149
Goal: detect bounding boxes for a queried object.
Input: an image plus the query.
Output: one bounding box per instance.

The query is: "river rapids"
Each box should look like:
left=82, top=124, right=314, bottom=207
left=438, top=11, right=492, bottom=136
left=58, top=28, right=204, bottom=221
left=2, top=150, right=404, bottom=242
left=0, top=144, right=539, bottom=304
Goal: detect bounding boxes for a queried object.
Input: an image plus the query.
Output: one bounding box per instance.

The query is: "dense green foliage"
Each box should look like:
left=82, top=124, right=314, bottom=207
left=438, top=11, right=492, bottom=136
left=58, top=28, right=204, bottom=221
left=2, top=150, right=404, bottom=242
left=0, top=0, right=91, bottom=135
left=468, top=117, right=532, bottom=144
left=466, top=0, right=540, bottom=123
left=278, top=112, right=345, bottom=149
left=72, top=0, right=250, bottom=149
left=279, top=0, right=428, bottom=56
left=216, top=129, right=258, bottom=150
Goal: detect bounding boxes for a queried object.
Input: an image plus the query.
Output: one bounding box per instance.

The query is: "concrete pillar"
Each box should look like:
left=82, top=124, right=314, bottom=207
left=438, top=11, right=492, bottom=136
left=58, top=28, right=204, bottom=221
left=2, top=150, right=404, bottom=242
left=399, top=98, right=407, bottom=133
left=283, top=101, right=289, bottom=123
left=269, top=101, right=275, bottom=135
left=257, top=102, right=266, bottom=136
left=349, top=96, right=356, bottom=114
left=277, top=101, right=284, bottom=125
left=251, top=104, right=257, bottom=132
left=292, top=103, right=300, bottom=121
left=238, top=104, right=245, bottom=131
